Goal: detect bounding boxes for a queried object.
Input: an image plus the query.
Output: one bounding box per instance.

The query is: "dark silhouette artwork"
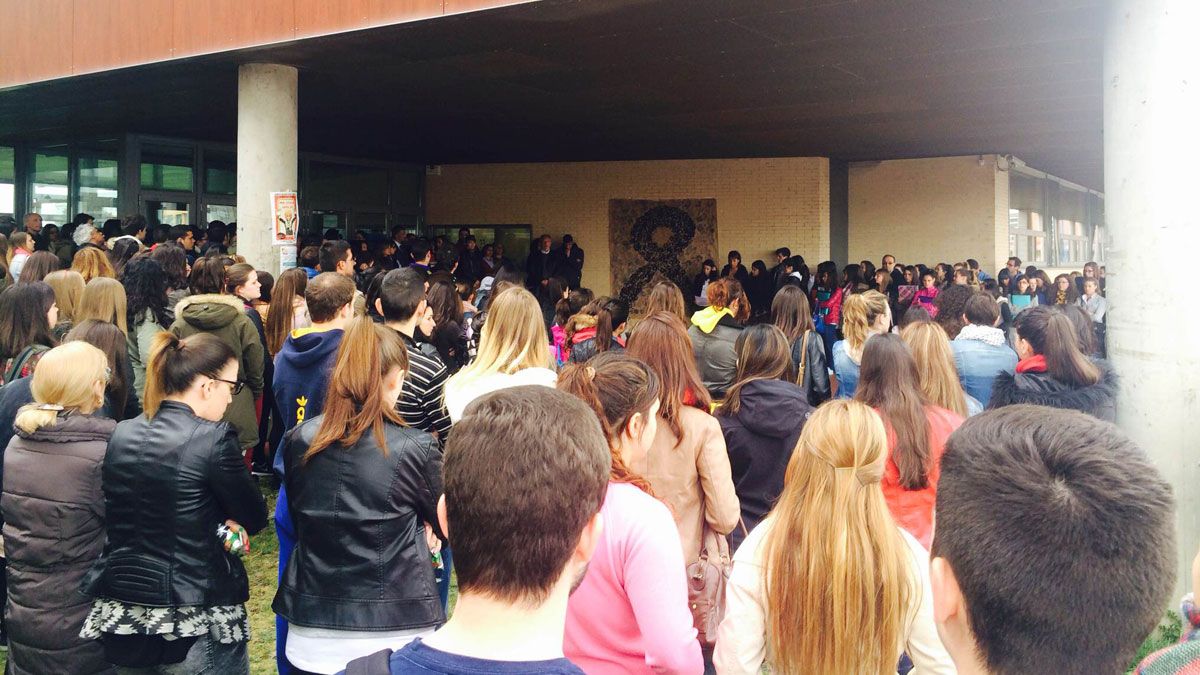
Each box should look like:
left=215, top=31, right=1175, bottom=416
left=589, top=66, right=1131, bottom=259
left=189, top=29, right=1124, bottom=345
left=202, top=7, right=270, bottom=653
left=608, top=199, right=717, bottom=308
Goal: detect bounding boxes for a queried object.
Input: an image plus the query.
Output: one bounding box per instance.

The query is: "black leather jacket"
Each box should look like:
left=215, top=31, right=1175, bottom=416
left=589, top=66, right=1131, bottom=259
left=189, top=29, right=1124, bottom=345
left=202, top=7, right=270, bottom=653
left=83, top=401, right=268, bottom=607
left=273, top=416, right=445, bottom=631
left=789, top=331, right=831, bottom=406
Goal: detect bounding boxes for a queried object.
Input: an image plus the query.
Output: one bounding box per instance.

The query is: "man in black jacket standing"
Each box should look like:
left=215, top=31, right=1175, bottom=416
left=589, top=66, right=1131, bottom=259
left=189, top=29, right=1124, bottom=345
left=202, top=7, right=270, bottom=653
left=557, top=234, right=585, bottom=289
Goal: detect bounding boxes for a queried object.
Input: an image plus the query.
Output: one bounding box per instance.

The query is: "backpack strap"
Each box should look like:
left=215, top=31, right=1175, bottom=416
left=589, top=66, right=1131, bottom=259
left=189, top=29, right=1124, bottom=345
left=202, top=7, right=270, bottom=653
left=4, top=344, right=48, bottom=384
left=344, top=648, right=395, bottom=675
left=794, top=331, right=809, bottom=387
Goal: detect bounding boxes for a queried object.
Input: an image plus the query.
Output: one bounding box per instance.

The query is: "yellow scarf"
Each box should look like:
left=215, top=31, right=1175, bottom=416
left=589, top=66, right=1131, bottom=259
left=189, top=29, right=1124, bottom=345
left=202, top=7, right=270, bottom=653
left=691, top=306, right=733, bottom=333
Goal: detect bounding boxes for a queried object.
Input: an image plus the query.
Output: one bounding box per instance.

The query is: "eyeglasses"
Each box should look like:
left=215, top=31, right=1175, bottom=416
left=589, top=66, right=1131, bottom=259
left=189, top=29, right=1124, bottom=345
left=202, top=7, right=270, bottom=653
left=211, top=378, right=245, bottom=395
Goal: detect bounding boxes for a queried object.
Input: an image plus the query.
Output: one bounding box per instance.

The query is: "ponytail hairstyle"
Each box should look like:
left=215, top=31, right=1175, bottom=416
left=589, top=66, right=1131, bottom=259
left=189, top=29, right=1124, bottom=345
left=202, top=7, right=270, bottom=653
left=14, top=342, right=109, bottom=434
left=554, top=288, right=592, bottom=328
left=265, top=268, right=308, bottom=356
left=706, top=278, right=750, bottom=323
left=719, top=325, right=794, bottom=418
left=1014, top=306, right=1101, bottom=387
left=305, top=317, right=408, bottom=462
left=557, top=352, right=659, bottom=495
left=840, top=290, right=890, bottom=352
left=855, top=333, right=934, bottom=490
left=593, top=296, right=629, bottom=353
left=143, top=331, right=237, bottom=417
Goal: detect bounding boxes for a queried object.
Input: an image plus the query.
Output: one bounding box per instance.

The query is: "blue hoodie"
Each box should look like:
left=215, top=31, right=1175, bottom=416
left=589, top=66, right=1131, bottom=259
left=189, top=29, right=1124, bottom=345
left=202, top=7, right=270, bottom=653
left=271, top=325, right=343, bottom=674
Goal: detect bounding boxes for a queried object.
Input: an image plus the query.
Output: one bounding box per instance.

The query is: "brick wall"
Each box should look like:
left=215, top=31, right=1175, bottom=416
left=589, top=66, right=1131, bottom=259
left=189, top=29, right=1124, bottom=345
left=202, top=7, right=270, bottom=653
left=425, top=157, right=831, bottom=294
left=848, top=156, right=1006, bottom=274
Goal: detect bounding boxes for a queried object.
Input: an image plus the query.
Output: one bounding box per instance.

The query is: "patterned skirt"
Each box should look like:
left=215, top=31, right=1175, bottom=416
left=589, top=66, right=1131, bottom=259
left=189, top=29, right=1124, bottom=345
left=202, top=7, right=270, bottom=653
left=80, top=598, right=250, bottom=644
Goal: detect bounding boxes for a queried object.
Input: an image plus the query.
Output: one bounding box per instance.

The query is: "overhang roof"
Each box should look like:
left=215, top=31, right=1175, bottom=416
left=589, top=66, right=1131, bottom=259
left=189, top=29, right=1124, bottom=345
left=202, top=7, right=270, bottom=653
left=0, top=0, right=1105, bottom=190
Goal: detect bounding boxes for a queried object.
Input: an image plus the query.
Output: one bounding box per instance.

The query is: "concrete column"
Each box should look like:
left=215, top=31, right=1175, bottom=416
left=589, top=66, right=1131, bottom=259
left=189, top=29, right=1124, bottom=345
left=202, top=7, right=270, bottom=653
left=237, top=63, right=298, bottom=276
left=1105, top=0, right=1200, bottom=590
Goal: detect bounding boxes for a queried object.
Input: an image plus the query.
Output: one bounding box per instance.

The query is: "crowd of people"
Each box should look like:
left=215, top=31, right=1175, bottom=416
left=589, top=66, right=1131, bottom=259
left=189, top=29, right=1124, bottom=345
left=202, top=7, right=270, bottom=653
left=0, top=210, right=1191, bottom=675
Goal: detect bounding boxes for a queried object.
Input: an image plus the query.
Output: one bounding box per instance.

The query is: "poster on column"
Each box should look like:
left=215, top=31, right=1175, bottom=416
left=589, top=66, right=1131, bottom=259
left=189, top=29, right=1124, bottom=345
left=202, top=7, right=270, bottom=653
left=271, top=191, right=298, bottom=246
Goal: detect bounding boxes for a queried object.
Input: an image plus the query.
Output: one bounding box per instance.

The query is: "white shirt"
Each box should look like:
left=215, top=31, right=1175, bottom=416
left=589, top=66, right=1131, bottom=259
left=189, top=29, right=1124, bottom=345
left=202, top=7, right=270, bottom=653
left=444, top=367, right=558, bottom=423
left=287, top=625, right=433, bottom=674
left=713, top=516, right=955, bottom=674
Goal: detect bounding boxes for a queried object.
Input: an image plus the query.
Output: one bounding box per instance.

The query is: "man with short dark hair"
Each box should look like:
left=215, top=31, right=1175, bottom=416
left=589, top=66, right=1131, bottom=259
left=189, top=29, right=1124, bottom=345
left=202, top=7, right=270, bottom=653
left=556, top=234, right=584, bottom=289
left=391, top=226, right=412, bottom=267
left=998, top=256, right=1022, bottom=294
left=318, top=240, right=354, bottom=277
left=343, top=386, right=608, bottom=674
left=931, top=406, right=1176, bottom=674
left=882, top=253, right=904, bottom=301
left=271, top=271, right=357, bottom=675
left=409, top=239, right=433, bottom=276
left=378, top=268, right=452, bottom=440
left=122, top=213, right=148, bottom=242
left=768, top=247, right=791, bottom=288
left=456, top=236, right=483, bottom=283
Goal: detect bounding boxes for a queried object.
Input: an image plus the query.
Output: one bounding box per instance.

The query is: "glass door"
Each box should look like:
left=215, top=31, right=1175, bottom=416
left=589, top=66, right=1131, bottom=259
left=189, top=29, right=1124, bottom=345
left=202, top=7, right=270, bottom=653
left=142, top=196, right=193, bottom=228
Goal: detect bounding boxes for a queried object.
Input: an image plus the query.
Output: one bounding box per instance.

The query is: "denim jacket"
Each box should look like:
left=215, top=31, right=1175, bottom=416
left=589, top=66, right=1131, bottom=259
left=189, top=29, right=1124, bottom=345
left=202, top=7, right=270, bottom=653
left=952, top=333, right=1018, bottom=406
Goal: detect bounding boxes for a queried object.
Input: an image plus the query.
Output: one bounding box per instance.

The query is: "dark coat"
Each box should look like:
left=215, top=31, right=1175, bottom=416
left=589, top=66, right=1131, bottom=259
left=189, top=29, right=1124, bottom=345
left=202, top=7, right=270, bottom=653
left=525, top=249, right=559, bottom=289
left=988, top=362, right=1118, bottom=422
left=717, top=379, right=814, bottom=552
left=556, top=244, right=585, bottom=288
left=274, top=416, right=444, bottom=631
left=83, top=401, right=268, bottom=608
left=2, top=414, right=116, bottom=675
left=688, top=313, right=744, bottom=398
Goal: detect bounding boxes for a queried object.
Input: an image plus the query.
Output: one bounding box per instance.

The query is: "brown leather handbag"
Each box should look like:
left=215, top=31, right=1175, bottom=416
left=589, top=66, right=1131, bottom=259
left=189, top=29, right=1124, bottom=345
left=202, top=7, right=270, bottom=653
left=686, top=522, right=747, bottom=647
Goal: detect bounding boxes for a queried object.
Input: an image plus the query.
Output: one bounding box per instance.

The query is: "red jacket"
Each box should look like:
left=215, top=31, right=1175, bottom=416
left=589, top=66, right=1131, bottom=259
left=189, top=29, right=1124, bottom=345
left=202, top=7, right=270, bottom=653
left=879, top=405, right=964, bottom=550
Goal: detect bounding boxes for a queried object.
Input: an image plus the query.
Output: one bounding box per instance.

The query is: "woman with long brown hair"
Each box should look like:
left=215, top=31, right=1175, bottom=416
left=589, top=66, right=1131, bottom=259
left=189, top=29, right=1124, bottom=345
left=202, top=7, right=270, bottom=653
left=715, top=325, right=813, bottom=552
left=688, top=277, right=750, bottom=398
left=44, top=269, right=85, bottom=340
left=558, top=352, right=702, bottom=674
left=714, top=400, right=953, bottom=674
left=274, top=317, right=444, bottom=674
left=901, top=320, right=982, bottom=417
left=989, top=305, right=1116, bottom=420
left=264, top=268, right=310, bottom=357
left=626, top=312, right=739, bottom=567
left=641, top=280, right=688, bottom=324
left=770, top=284, right=829, bottom=405
left=855, top=333, right=964, bottom=549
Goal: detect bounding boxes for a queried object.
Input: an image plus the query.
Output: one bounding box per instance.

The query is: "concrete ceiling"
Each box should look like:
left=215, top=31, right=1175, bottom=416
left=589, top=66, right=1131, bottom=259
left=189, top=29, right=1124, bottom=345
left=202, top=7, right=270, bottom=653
left=0, top=0, right=1106, bottom=189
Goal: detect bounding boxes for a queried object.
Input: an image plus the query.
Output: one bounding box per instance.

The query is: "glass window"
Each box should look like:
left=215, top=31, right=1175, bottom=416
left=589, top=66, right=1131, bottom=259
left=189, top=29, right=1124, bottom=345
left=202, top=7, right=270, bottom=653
left=141, top=144, right=194, bottom=192
left=205, top=204, right=236, bottom=225
left=144, top=200, right=192, bottom=228
left=31, top=150, right=70, bottom=224
left=205, top=150, right=236, bottom=196
left=78, top=156, right=119, bottom=221
left=0, top=146, right=14, bottom=217
left=1008, top=174, right=1047, bottom=265
left=308, top=162, right=387, bottom=206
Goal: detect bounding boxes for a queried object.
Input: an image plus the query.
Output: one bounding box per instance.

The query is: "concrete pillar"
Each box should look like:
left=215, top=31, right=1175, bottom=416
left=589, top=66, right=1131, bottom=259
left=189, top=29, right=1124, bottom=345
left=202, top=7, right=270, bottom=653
left=237, top=63, right=298, bottom=276
left=1105, top=0, right=1200, bottom=590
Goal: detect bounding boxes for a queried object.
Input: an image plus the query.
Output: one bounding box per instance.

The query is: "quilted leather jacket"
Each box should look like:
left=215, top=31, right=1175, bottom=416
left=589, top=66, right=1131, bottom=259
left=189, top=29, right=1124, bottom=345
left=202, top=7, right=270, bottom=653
left=83, top=401, right=268, bottom=607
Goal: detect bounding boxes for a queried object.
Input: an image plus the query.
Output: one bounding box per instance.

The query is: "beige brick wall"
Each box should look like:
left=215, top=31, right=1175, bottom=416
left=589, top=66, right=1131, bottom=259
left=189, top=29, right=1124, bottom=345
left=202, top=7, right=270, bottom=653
left=425, top=157, right=831, bottom=295
left=848, top=156, right=1006, bottom=274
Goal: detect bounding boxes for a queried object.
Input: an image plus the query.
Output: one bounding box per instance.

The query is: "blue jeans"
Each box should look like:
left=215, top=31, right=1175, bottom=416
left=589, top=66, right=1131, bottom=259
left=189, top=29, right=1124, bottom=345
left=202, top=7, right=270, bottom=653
left=437, top=548, right=454, bottom=611
left=115, top=635, right=248, bottom=675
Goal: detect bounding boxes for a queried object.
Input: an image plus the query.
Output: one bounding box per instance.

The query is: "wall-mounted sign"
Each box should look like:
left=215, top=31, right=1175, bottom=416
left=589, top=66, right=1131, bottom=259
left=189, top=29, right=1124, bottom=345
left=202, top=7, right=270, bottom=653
left=271, top=191, right=298, bottom=246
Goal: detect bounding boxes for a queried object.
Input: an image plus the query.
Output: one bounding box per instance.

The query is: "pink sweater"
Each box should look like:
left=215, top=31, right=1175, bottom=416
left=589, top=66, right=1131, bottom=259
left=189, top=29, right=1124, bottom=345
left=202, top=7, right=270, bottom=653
left=564, top=482, right=702, bottom=674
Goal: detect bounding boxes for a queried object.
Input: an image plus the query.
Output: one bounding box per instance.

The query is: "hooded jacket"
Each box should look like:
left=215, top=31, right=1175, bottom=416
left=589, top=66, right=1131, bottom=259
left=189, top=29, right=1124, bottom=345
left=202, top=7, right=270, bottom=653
left=2, top=414, right=116, bottom=675
left=988, top=360, right=1118, bottom=422
left=688, top=308, right=744, bottom=398
left=717, top=379, right=814, bottom=551
left=169, top=294, right=265, bottom=447
left=272, top=327, right=345, bottom=451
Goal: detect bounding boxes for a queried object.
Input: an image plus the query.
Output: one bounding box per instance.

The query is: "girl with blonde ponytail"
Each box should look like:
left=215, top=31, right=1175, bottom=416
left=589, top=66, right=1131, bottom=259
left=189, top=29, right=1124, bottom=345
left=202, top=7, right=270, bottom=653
left=3, top=342, right=115, bottom=673
left=714, top=400, right=954, bottom=674
left=832, top=290, right=891, bottom=398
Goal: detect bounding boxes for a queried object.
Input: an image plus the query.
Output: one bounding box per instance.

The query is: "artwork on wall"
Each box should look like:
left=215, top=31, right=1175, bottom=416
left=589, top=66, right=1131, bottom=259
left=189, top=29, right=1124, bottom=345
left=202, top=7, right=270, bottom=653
left=608, top=199, right=718, bottom=308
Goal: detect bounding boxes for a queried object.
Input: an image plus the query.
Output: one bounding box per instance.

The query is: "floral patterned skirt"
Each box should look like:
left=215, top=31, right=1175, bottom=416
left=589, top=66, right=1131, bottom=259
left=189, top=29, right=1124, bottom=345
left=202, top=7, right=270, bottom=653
left=80, top=598, right=249, bottom=644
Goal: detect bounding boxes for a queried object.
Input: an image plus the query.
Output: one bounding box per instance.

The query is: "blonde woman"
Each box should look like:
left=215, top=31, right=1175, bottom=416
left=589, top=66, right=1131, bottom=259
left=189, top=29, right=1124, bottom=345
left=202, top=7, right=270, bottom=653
left=443, top=286, right=556, bottom=423
left=832, top=290, right=891, bottom=398
left=70, top=246, right=116, bottom=283
left=714, top=400, right=954, bottom=674
left=1, top=342, right=114, bottom=674
left=44, top=270, right=85, bottom=340
left=901, top=320, right=983, bottom=416
left=77, top=276, right=128, bottom=335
